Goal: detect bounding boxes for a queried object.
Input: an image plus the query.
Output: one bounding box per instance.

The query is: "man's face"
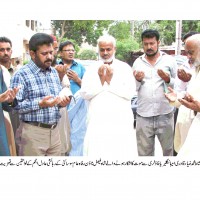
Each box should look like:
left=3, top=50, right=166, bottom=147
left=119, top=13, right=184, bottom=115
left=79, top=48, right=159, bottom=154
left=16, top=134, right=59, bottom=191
left=60, top=44, right=75, bottom=62
left=53, top=41, right=58, bottom=56
left=0, top=42, right=12, bottom=64
left=142, top=37, right=159, bottom=57
left=31, top=44, right=54, bottom=69
left=52, top=41, right=58, bottom=65
left=185, top=41, right=200, bottom=66
left=99, top=41, right=116, bottom=62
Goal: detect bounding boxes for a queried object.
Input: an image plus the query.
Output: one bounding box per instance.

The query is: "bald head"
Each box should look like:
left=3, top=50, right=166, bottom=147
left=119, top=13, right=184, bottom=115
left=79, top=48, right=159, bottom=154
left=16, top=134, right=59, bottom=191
left=185, top=34, right=200, bottom=67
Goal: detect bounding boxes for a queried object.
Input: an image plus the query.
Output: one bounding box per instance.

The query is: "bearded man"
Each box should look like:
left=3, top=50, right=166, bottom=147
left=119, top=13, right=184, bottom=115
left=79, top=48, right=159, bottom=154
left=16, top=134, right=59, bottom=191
left=133, top=29, right=177, bottom=156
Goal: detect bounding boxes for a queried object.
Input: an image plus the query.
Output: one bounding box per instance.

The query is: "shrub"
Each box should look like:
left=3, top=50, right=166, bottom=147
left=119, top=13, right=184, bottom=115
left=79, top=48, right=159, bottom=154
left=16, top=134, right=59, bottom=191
left=78, top=49, right=97, bottom=60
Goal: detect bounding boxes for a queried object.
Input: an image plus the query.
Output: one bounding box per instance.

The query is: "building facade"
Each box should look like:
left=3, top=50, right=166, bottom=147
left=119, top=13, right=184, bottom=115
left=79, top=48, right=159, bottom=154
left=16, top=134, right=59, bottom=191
left=0, top=20, right=51, bottom=66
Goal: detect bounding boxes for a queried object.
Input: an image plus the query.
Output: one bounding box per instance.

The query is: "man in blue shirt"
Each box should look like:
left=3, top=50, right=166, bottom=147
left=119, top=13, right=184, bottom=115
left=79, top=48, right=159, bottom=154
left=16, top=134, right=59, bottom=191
left=59, top=40, right=87, bottom=156
left=58, top=41, right=86, bottom=95
left=10, top=33, right=71, bottom=156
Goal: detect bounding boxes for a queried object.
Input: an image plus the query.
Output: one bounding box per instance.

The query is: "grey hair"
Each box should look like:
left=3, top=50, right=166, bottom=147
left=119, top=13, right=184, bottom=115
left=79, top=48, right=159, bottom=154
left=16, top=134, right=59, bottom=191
left=185, top=33, right=200, bottom=48
left=97, top=35, right=116, bottom=47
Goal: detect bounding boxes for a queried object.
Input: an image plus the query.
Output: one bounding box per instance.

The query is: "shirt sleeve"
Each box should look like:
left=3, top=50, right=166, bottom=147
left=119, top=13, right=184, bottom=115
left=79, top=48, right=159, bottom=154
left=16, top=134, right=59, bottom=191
left=10, top=72, right=40, bottom=113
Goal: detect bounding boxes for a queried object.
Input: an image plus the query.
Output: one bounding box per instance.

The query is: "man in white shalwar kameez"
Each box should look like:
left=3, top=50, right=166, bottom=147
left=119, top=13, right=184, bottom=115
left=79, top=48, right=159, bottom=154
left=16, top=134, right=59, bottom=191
left=80, top=35, right=137, bottom=159
left=172, top=32, right=198, bottom=154
left=165, top=34, right=200, bottom=157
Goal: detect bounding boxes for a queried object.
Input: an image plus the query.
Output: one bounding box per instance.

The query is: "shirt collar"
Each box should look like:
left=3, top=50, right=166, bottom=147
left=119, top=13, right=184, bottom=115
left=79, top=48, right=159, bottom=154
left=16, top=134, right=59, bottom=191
left=29, top=60, right=52, bottom=74
left=59, top=59, right=78, bottom=66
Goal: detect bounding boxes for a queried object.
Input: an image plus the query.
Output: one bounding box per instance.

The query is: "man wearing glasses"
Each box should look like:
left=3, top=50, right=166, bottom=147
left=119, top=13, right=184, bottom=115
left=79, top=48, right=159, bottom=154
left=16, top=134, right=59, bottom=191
left=58, top=41, right=86, bottom=95
left=58, top=41, right=87, bottom=156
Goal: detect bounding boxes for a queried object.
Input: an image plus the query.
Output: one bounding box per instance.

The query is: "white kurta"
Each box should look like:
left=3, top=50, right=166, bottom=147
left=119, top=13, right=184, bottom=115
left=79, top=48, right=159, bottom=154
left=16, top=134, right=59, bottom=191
left=80, top=59, right=137, bottom=159
left=177, top=69, right=200, bottom=157
left=58, top=75, right=72, bottom=155
left=173, top=73, right=196, bottom=153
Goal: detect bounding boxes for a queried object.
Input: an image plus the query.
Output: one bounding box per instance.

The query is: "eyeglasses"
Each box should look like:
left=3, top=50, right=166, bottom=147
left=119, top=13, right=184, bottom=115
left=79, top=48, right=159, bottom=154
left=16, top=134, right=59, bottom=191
left=0, top=48, right=12, bottom=52
left=62, top=49, right=75, bottom=53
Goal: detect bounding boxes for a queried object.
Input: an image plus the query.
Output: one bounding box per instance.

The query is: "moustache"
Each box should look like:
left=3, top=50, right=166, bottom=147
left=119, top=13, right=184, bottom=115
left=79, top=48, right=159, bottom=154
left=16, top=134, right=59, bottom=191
left=45, top=59, right=52, bottom=63
left=3, top=55, right=9, bottom=58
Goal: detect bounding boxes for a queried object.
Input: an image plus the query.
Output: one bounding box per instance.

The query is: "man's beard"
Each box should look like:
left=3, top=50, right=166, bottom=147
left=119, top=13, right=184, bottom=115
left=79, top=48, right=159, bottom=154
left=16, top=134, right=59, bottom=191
left=193, top=52, right=200, bottom=68
left=99, top=54, right=115, bottom=63
left=194, top=57, right=200, bottom=68
left=145, top=48, right=158, bottom=57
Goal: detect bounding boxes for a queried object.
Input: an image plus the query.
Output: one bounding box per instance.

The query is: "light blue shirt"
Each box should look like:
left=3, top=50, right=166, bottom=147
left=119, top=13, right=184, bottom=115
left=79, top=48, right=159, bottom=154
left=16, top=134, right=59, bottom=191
left=59, top=60, right=86, bottom=94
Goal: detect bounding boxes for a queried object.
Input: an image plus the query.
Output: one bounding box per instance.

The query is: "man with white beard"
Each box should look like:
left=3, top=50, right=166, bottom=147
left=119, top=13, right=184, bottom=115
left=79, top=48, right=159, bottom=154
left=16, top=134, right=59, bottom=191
left=80, top=35, right=137, bottom=158
left=165, top=34, right=200, bottom=157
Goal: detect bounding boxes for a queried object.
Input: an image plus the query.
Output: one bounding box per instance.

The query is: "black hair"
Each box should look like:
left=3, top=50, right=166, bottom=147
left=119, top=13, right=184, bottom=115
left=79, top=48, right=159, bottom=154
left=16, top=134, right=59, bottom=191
left=59, top=41, right=75, bottom=52
left=29, top=33, right=53, bottom=52
left=0, top=36, right=12, bottom=47
left=141, top=29, right=160, bottom=41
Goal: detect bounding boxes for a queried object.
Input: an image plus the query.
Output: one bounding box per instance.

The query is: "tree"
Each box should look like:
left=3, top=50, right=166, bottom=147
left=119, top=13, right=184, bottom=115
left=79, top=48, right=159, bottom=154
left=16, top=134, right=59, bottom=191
left=51, top=20, right=113, bottom=46
left=116, top=37, right=139, bottom=65
left=108, top=21, right=132, bottom=40
left=182, top=20, right=200, bottom=36
left=108, top=21, right=140, bottom=64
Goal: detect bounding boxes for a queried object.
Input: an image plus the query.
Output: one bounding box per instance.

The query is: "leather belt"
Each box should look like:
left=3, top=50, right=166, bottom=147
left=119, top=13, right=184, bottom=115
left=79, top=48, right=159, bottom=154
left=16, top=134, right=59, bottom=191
left=24, top=121, right=57, bottom=129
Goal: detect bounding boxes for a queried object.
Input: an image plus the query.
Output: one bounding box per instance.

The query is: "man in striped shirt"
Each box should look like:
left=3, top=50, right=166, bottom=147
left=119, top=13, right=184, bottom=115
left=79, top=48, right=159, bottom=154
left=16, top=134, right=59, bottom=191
left=10, top=33, right=71, bottom=156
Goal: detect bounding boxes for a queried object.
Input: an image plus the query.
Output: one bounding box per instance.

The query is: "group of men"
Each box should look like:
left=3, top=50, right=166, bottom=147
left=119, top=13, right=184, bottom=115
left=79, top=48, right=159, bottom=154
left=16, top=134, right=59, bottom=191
left=0, top=28, right=200, bottom=157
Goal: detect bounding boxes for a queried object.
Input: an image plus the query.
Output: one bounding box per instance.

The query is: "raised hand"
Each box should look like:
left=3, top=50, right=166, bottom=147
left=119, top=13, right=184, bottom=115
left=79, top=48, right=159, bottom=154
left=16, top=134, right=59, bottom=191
left=105, top=64, right=113, bottom=84
left=157, top=69, right=170, bottom=83
left=177, top=68, right=192, bottom=82
left=67, top=69, right=81, bottom=86
left=178, top=94, right=200, bottom=112
left=55, top=64, right=67, bottom=81
left=58, top=96, right=71, bottom=107
left=164, top=87, right=177, bottom=102
left=98, top=64, right=107, bottom=85
left=133, top=70, right=145, bottom=82
left=38, top=96, right=61, bottom=108
left=0, top=87, right=20, bottom=103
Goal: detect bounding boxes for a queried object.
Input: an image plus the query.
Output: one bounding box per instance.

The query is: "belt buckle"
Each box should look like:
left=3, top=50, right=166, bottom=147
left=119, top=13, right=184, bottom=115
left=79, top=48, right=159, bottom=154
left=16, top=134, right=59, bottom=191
left=51, top=123, right=57, bottom=129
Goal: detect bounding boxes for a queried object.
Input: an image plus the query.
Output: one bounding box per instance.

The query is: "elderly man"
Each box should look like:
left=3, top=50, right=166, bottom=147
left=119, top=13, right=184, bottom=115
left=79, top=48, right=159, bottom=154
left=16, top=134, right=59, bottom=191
left=165, top=34, right=200, bottom=157
left=173, top=32, right=199, bottom=154
left=80, top=34, right=137, bottom=158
